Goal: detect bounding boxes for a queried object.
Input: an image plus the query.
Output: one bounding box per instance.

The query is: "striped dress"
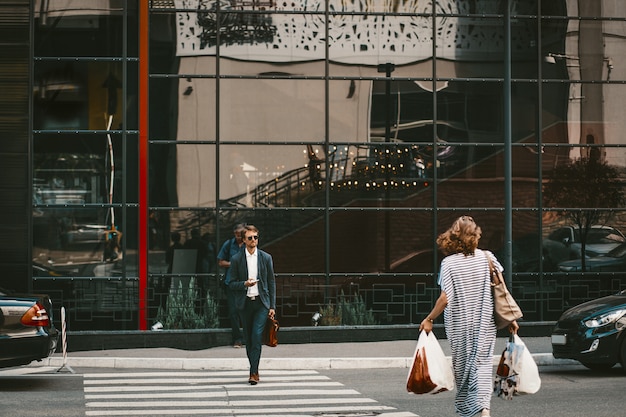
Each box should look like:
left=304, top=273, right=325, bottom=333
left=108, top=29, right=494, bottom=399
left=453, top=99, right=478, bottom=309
left=439, top=249, right=499, bottom=417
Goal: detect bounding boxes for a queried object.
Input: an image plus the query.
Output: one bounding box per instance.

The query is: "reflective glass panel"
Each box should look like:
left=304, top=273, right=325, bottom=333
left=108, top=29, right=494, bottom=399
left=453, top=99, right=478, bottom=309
left=34, top=133, right=138, bottom=205
left=330, top=210, right=435, bottom=274
left=326, top=143, right=434, bottom=208
left=33, top=60, right=137, bottom=131
left=33, top=207, right=125, bottom=278
left=34, top=0, right=138, bottom=57
left=173, top=143, right=217, bottom=207
left=509, top=212, right=542, bottom=274
left=218, top=144, right=312, bottom=206
left=511, top=144, right=540, bottom=207
left=218, top=79, right=325, bottom=142
left=146, top=208, right=219, bottom=322
left=328, top=79, right=370, bottom=143
left=541, top=82, right=626, bottom=157
left=542, top=209, right=626, bottom=274
left=217, top=208, right=325, bottom=274
left=435, top=16, right=505, bottom=78
left=542, top=146, right=626, bottom=209
left=328, top=7, right=432, bottom=78
left=171, top=78, right=217, bottom=142
left=436, top=145, right=505, bottom=208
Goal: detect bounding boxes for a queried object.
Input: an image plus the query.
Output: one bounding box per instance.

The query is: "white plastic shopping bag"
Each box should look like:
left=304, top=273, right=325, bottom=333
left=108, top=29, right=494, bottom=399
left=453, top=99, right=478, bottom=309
left=494, top=334, right=541, bottom=399
left=406, top=330, right=455, bottom=394
left=512, top=334, right=541, bottom=394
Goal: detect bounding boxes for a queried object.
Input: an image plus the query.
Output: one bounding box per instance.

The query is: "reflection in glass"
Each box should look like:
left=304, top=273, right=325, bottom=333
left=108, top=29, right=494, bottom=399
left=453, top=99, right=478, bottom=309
left=542, top=209, right=626, bottom=273
left=33, top=152, right=107, bottom=206
left=218, top=79, right=325, bottom=142
left=327, top=10, right=432, bottom=72
left=33, top=61, right=136, bottom=131
left=330, top=210, right=435, bottom=273
left=218, top=144, right=309, bottom=206
left=511, top=145, right=539, bottom=207
left=508, top=212, right=542, bottom=274
left=34, top=133, right=138, bottom=204
left=148, top=143, right=182, bottom=208
left=32, top=208, right=124, bottom=278
left=174, top=143, right=217, bottom=208
left=217, top=209, right=326, bottom=274
left=27, top=1, right=626, bottom=330
left=34, top=0, right=138, bottom=57
left=212, top=143, right=438, bottom=208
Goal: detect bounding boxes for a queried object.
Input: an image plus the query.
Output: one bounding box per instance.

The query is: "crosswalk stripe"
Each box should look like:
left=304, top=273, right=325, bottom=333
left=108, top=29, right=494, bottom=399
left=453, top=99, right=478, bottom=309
left=86, top=388, right=360, bottom=399
left=86, top=370, right=318, bottom=378
left=84, top=381, right=343, bottom=392
left=82, top=370, right=418, bottom=417
left=86, top=405, right=397, bottom=416
left=86, top=398, right=377, bottom=408
left=84, top=374, right=331, bottom=385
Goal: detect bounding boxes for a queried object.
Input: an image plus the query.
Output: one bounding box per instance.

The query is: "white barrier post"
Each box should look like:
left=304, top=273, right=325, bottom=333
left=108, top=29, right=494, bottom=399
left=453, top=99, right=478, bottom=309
left=57, top=306, right=74, bottom=373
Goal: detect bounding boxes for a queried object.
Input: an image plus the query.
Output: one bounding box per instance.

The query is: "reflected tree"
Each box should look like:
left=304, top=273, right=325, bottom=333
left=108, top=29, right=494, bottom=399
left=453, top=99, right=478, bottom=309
left=544, top=157, right=626, bottom=271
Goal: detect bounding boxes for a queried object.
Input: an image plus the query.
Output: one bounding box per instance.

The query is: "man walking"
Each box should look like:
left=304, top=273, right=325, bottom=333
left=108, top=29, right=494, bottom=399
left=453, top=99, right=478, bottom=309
left=229, top=224, right=276, bottom=385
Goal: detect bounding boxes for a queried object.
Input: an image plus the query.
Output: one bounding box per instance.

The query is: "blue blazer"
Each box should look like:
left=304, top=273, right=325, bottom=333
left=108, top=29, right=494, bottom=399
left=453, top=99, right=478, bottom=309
left=228, top=248, right=276, bottom=312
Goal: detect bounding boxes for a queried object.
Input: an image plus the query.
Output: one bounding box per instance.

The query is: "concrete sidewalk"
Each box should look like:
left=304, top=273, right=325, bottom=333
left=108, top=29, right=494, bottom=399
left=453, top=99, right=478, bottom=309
left=36, top=336, right=577, bottom=370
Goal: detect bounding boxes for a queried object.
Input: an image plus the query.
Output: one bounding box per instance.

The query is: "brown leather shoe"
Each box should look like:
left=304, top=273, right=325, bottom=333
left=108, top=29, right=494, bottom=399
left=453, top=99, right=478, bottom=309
left=248, top=373, right=259, bottom=385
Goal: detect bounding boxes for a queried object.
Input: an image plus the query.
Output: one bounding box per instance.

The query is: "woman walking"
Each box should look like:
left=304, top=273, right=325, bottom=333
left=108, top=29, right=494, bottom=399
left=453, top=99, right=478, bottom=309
left=419, top=216, right=518, bottom=417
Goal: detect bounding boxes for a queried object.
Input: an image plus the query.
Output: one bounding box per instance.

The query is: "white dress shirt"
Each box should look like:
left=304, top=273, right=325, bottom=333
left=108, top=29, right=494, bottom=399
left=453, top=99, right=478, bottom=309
left=246, top=248, right=259, bottom=298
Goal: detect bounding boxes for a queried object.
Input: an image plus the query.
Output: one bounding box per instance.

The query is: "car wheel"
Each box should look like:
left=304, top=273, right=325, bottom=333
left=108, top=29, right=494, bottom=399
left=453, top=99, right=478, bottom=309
left=580, top=361, right=616, bottom=371
left=620, top=338, right=626, bottom=372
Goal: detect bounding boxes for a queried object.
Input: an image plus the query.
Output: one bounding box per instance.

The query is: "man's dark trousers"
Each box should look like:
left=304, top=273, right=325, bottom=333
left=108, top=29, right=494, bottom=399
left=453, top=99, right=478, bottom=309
left=241, top=297, right=268, bottom=374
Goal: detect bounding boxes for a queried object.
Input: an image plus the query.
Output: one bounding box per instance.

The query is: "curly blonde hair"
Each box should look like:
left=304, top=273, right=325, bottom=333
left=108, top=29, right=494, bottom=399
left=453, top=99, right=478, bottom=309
left=436, top=216, right=482, bottom=256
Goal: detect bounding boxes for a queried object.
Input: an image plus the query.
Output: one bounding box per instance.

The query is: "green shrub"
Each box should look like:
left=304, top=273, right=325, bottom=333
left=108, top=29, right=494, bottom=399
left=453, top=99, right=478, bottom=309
left=339, top=292, right=377, bottom=325
left=319, top=302, right=341, bottom=326
left=156, top=278, right=220, bottom=329
left=318, top=291, right=377, bottom=326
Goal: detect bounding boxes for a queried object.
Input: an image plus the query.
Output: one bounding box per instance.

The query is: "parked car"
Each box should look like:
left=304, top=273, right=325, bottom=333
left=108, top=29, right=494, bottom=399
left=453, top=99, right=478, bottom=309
left=558, top=243, right=626, bottom=272
left=551, top=290, right=626, bottom=371
left=0, top=289, right=59, bottom=368
left=543, top=225, right=625, bottom=271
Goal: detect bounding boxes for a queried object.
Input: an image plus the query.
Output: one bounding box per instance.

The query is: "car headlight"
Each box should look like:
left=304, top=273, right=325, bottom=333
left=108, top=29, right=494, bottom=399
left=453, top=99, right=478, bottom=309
left=559, top=265, right=579, bottom=272
left=584, top=309, right=626, bottom=328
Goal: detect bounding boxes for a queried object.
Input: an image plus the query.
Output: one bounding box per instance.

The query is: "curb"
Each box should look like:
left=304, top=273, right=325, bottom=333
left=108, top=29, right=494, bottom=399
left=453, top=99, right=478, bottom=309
left=36, top=353, right=577, bottom=371
left=61, top=323, right=557, bottom=352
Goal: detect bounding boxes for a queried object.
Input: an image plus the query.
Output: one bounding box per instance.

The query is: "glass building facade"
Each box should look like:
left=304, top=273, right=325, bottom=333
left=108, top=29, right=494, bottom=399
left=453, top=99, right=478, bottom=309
left=19, top=0, right=626, bottom=330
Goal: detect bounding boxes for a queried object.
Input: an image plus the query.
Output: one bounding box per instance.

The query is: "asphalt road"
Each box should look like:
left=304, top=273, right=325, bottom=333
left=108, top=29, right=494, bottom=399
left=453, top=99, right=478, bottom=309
left=0, top=363, right=624, bottom=417
left=322, top=364, right=626, bottom=417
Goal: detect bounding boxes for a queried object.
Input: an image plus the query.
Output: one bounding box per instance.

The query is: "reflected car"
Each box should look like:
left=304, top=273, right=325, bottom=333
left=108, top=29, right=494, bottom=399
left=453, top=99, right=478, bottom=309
left=0, top=290, right=59, bottom=368
left=551, top=290, right=626, bottom=371
left=61, top=224, right=108, bottom=247
left=558, top=243, right=626, bottom=272
left=496, top=234, right=542, bottom=272
left=543, top=225, right=625, bottom=271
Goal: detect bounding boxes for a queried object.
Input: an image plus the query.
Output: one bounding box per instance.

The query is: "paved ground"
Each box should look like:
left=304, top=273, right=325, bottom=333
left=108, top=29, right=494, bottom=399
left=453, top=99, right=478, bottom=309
left=35, top=336, right=575, bottom=370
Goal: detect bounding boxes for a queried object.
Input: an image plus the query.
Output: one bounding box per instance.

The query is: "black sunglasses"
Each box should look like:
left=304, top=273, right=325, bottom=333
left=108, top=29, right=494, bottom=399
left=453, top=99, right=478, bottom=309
left=247, top=235, right=259, bottom=241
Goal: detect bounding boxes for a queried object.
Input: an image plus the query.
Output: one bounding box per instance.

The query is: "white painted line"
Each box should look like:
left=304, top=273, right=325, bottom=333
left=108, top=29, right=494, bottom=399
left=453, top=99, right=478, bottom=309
left=83, top=375, right=331, bottom=385
left=86, top=388, right=360, bottom=399
left=85, top=369, right=319, bottom=378
left=228, top=397, right=377, bottom=406
left=83, top=381, right=343, bottom=392
left=85, top=404, right=396, bottom=416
